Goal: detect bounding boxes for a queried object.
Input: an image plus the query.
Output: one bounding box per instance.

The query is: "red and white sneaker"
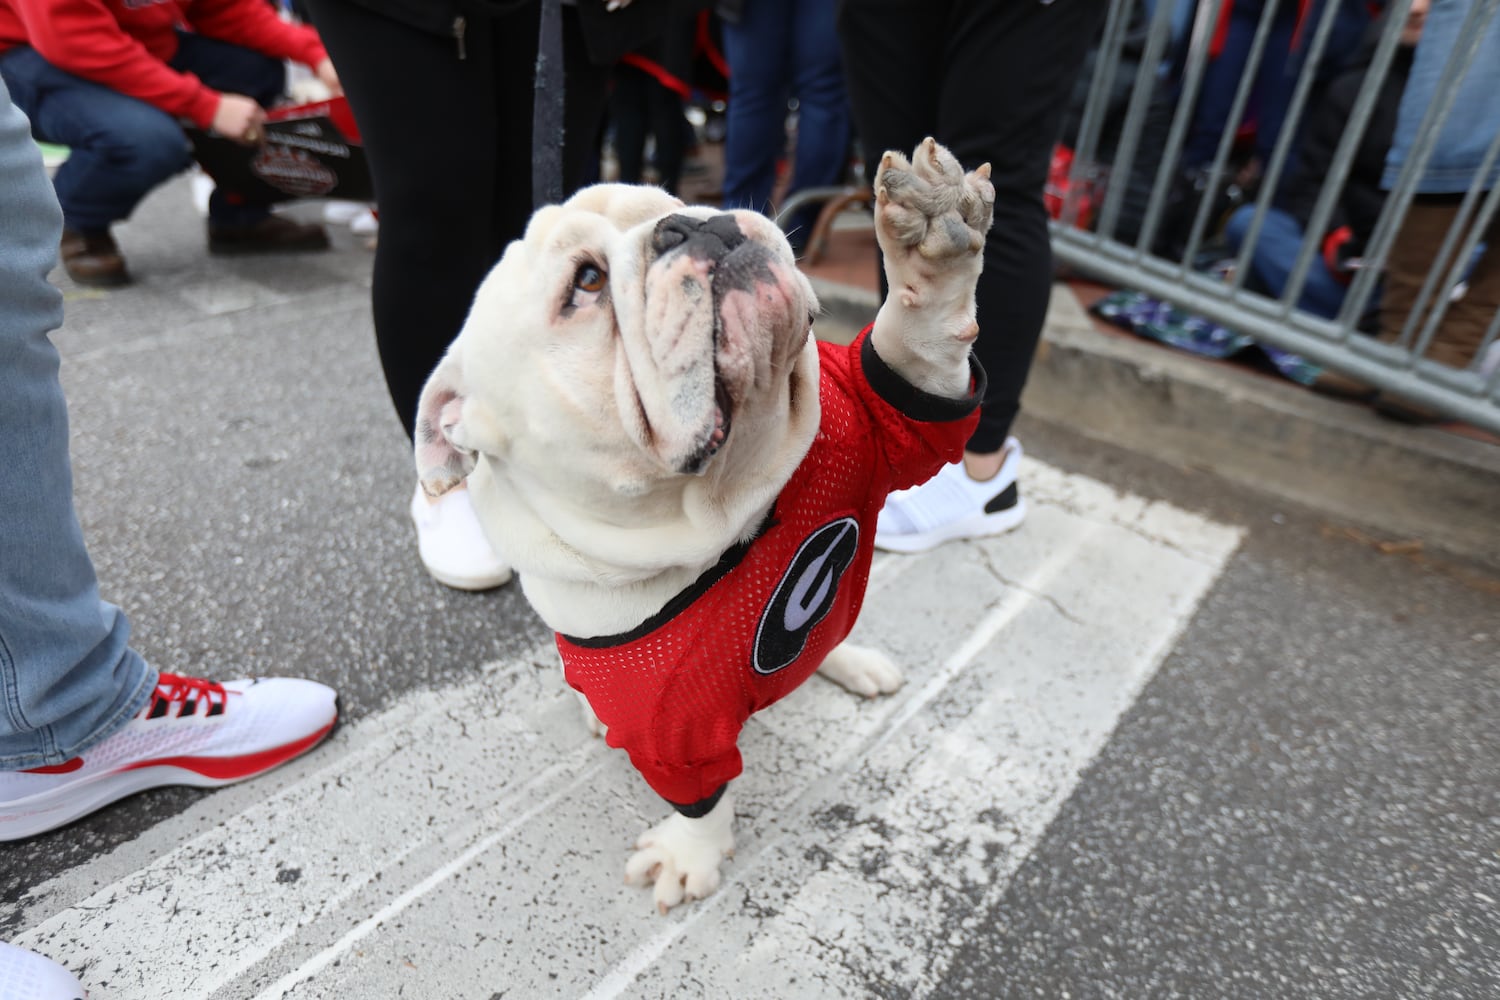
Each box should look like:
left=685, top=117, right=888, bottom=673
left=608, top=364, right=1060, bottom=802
left=0, top=673, right=337, bottom=842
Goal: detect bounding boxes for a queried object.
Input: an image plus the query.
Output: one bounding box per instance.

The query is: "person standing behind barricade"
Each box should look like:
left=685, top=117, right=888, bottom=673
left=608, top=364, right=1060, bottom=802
left=1374, top=0, right=1500, bottom=420
left=838, top=0, right=1107, bottom=554
left=300, top=0, right=670, bottom=593
left=0, top=0, right=341, bottom=288
left=1224, top=3, right=1421, bottom=325
left=716, top=0, right=851, bottom=252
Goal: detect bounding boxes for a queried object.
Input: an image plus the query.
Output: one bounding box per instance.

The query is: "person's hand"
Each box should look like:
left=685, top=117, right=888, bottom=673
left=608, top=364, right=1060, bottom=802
left=314, top=57, right=343, bottom=96
left=212, top=94, right=267, bottom=146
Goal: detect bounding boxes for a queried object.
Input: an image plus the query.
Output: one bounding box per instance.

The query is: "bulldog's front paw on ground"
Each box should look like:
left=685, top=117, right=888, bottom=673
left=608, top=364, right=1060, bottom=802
left=817, top=641, right=904, bottom=698
left=624, top=796, right=735, bottom=914
left=874, top=137, right=995, bottom=311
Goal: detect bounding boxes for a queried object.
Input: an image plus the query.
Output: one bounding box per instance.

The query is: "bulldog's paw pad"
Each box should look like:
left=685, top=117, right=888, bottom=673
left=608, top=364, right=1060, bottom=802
left=818, top=642, right=905, bottom=698
left=874, top=137, right=995, bottom=264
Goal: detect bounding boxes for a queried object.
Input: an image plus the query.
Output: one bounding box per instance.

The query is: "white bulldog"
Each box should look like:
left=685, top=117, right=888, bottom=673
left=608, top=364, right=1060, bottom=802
left=416, top=139, right=993, bottom=914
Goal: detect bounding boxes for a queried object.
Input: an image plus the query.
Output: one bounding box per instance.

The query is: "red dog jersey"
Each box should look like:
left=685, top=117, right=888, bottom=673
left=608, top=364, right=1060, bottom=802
left=557, top=328, right=983, bottom=807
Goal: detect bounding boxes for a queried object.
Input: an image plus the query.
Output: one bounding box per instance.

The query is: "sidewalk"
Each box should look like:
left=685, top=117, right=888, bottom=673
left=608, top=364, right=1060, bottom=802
left=793, top=214, right=1500, bottom=569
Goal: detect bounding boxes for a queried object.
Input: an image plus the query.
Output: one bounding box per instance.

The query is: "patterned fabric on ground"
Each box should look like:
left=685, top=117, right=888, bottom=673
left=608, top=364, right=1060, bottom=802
left=1093, top=289, right=1320, bottom=386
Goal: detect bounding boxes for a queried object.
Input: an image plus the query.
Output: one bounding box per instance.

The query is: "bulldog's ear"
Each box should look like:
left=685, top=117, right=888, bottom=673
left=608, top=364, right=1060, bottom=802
left=414, top=349, right=506, bottom=497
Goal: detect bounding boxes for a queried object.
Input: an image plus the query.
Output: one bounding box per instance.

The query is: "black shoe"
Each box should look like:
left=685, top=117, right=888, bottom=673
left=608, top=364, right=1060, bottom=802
left=208, top=215, right=330, bottom=255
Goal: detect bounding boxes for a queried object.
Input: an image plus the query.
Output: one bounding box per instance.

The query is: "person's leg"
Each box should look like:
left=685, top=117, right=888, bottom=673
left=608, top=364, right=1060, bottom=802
left=843, top=0, right=1105, bottom=551
left=611, top=66, right=651, bottom=184
left=305, top=0, right=506, bottom=439
left=837, top=0, right=947, bottom=254
left=1182, top=0, right=1262, bottom=169
left=934, top=0, right=1108, bottom=455
left=0, top=82, right=337, bottom=843
left=0, top=78, right=156, bottom=770
left=719, top=0, right=791, bottom=214
left=645, top=77, right=689, bottom=194
left=558, top=6, right=614, bottom=197
left=0, top=47, right=193, bottom=235
left=0, top=80, right=159, bottom=773
left=1380, top=197, right=1462, bottom=351
left=1226, top=205, right=1347, bottom=319
left=782, top=0, right=851, bottom=241
left=1426, top=209, right=1498, bottom=370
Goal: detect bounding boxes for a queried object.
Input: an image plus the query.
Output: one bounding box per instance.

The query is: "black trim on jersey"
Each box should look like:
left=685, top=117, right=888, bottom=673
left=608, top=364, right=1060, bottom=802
left=860, top=334, right=987, bottom=423
left=560, top=509, right=777, bottom=649
left=669, top=783, right=727, bottom=817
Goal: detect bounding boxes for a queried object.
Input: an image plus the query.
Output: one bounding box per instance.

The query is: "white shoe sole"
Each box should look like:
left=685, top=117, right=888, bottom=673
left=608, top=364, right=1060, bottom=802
left=421, top=562, right=514, bottom=591
left=873, top=496, right=1028, bottom=554
left=0, top=723, right=334, bottom=842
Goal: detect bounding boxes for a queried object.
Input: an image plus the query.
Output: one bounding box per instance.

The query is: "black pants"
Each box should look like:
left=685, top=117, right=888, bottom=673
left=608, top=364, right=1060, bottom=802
left=302, top=0, right=612, bottom=440
left=838, top=0, right=1106, bottom=452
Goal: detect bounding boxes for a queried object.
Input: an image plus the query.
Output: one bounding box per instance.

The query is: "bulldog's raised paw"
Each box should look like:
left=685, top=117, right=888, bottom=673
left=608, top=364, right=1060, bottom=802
left=874, top=137, right=995, bottom=310
left=624, top=794, right=735, bottom=915
left=818, top=641, right=905, bottom=698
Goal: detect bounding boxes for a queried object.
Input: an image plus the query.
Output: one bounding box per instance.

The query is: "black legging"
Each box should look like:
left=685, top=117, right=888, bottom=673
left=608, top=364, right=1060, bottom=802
left=302, top=0, right=612, bottom=440
left=839, top=0, right=1106, bottom=453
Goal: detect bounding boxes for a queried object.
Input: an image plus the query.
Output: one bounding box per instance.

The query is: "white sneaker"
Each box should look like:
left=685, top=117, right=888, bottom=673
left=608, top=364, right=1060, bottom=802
left=410, top=485, right=513, bottom=591
left=874, top=437, right=1027, bottom=553
left=0, top=673, right=337, bottom=842
left=0, top=942, right=86, bottom=1000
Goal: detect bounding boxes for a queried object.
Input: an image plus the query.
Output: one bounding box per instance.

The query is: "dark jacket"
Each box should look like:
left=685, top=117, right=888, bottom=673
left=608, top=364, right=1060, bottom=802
left=1277, top=24, right=1414, bottom=255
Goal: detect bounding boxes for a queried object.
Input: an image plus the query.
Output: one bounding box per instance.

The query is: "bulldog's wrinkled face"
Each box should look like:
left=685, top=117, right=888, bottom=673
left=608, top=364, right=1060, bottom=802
left=415, top=184, right=822, bottom=523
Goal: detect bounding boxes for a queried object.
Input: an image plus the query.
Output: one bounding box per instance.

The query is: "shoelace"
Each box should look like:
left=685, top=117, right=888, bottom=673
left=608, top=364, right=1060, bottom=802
left=139, top=673, right=233, bottom=721
left=18, top=674, right=237, bottom=774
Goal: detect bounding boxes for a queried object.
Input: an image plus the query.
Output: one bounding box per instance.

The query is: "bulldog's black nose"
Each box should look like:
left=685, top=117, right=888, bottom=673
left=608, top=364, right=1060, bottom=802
left=651, top=213, right=747, bottom=260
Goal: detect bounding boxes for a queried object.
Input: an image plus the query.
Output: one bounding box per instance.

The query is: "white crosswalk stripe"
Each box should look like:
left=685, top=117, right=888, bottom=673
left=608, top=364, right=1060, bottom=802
left=13, top=459, right=1242, bottom=999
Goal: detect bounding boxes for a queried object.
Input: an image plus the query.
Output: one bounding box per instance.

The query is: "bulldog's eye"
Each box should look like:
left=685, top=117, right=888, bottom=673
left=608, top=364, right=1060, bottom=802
left=574, top=262, right=607, bottom=294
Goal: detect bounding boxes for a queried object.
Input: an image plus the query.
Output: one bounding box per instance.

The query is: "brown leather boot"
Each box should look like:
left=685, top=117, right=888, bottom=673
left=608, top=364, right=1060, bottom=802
left=60, top=228, right=130, bottom=287
left=207, top=214, right=331, bottom=256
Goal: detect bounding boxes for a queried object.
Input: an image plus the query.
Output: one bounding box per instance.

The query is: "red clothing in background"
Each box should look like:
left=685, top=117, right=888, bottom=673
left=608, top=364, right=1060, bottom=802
left=0, top=0, right=327, bottom=127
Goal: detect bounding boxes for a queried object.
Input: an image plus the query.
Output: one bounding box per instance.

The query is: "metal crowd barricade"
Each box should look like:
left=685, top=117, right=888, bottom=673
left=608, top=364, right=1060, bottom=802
left=1051, top=0, right=1500, bottom=433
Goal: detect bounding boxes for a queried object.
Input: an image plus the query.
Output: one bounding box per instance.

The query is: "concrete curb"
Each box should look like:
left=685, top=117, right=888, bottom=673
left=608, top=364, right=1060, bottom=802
left=811, top=276, right=1500, bottom=569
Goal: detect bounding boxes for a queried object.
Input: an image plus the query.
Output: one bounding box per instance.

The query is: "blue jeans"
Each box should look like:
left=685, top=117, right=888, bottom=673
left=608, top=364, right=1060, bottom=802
left=0, top=33, right=286, bottom=232
left=0, top=78, right=155, bottom=769
left=1382, top=0, right=1500, bottom=194
left=1225, top=204, right=1349, bottom=319
left=719, top=0, right=849, bottom=236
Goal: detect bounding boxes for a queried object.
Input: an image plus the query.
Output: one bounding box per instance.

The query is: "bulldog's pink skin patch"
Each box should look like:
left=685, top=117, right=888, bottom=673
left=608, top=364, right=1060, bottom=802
left=715, top=260, right=805, bottom=401
left=416, top=392, right=470, bottom=496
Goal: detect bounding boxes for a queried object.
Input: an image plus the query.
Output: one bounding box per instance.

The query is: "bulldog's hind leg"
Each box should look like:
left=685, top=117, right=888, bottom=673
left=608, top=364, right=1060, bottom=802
left=818, top=641, right=905, bottom=698
left=625, top=793, right=736, bottom=915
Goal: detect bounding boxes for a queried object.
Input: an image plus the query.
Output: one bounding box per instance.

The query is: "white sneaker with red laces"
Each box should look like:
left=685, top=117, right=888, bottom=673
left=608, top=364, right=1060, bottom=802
left=0, top=942, right=86, bottom=1000
left=0, top=673, right=337, bottom=842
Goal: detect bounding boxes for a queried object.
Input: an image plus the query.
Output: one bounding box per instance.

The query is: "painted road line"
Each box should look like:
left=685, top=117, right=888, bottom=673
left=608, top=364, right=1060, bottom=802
left=14, top=459, right=1242, bottom=999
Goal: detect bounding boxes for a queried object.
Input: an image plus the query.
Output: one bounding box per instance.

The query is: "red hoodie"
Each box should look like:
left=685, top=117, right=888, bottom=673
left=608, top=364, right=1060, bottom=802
left=0, top=0, right=327, bottom=128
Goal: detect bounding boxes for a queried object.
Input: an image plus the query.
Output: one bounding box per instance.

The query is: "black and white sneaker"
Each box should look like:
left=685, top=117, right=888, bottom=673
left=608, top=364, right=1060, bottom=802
left=874, top=437, right=1027, bottom=553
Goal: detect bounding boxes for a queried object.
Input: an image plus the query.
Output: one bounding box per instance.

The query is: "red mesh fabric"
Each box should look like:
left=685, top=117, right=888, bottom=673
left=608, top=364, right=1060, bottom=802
left=557, top=330, right=978, bottom=804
